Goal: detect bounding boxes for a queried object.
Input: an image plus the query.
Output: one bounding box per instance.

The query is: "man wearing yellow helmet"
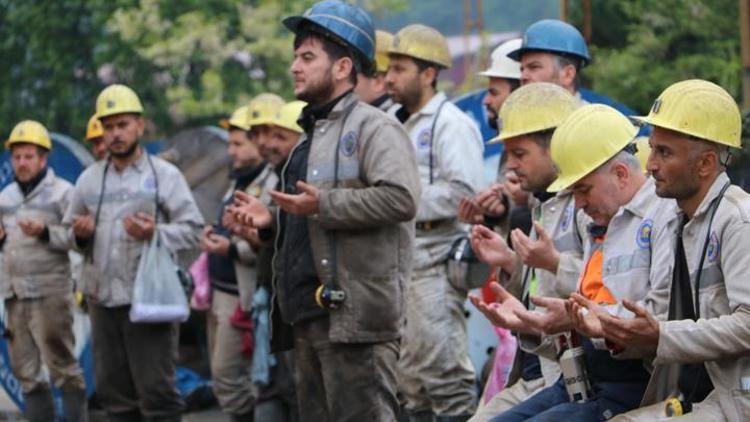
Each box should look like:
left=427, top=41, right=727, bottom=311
left=200, top=103, right=277, bottom=421
left=63, top=84, right=204, bottom=422
left=238, top=100, right=306, bottom=422
left=266, top=101, right=305, bottom=168
left=385, top=23, right=485, bottom=419
left=0, top=120, right=87, bottom=422
left=355, top=30, right=399, bottom=112
left=467, top=83, right=586, bottom=421
left=246, top=93, right=284, bottom=163
left=85, top=114, right=108, bottom=160
left=481, top=104, right=671, bottom=421
left=577, top=80, right=750, bottom=421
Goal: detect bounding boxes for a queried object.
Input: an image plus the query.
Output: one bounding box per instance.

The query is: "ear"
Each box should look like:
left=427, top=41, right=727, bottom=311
left=136, top=116, right=146, bottom=137
left=420, top=66, right=437, bottom=89
left=696, top=148, right=720, bottom=178
left=558, top=64, right=577, bottom=89
left=611, top=161, right=630, bottom=187
left=332, top=57, right=354, bottom=83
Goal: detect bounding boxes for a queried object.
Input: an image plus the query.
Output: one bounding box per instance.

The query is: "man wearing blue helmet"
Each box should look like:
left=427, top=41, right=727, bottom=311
left=508, top=19, right=637, bottom=117
left=232, top=1, right=421, bottom=420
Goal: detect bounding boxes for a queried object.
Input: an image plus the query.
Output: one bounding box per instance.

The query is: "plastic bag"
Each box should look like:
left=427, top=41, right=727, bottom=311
left=130, top=233, right=190, bottom=323
left=483, top=327, right=517, bottom=403
left=189, top=252, right=211, bottom=311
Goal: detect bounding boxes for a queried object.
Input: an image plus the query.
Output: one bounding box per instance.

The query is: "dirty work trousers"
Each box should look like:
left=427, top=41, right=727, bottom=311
left=6, top=294, right=85, bottom=393
left=89, top=304, right=183, bottom=421
left=293, top=316, right=399, bottom=422
left=399, top=264, right=477, bottom=418
left=206, top=289, right=256, bottom=416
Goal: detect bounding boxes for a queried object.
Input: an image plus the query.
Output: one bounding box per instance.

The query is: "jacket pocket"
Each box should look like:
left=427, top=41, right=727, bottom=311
left=348, top=271, right=402, bottom=337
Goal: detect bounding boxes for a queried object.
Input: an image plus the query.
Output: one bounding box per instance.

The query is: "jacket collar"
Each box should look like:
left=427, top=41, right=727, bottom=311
left=687, top=172, right=731, bottom=221
left=14, top=167, right=56, bottom=200
left=320, top=90, right=358, bottom=122
left=620, top=177, right=657, bottom=219
left=400, top=91, right=448, bottom=124
left=115, top=148, right=150, bottom=173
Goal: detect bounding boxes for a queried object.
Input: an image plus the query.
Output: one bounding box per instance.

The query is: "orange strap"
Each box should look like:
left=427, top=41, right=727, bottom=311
left=579, top=237, right=616, bottom=305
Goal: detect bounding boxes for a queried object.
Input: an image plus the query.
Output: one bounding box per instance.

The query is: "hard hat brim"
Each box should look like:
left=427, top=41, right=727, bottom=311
left=487, top=134, right=504, bottom=144
left=477, top=70, right=520, bottom=80
left=282, top=16, right=305, bottom=34
left=547, top=176, right=574, bottom=193
left=507, top=47, right=590, bottom=66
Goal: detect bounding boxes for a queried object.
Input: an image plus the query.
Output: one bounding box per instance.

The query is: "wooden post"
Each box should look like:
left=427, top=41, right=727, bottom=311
left=583, top=0, right=592, bottom=43
left=560, top=0, right=568, bottom=22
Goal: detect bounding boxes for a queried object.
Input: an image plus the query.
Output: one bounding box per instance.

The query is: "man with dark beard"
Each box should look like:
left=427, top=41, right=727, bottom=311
left=386, top=23, right=484, bottom=421
left=232, top=1, right=420, bottom=420
left=63, top=84, right=204, bottom=422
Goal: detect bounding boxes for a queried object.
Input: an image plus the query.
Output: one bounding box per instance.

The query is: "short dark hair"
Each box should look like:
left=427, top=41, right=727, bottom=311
left=10, top=143, right=48, bottom=157
left=413, top=57, right=440, bottom=89
left=531, top=129, right=555, bottom=149
left=294, top=28, right=359, bottom=85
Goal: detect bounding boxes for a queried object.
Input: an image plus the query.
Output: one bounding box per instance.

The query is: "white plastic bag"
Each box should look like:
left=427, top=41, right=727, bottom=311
left=130, top=233, right=190, bottom=323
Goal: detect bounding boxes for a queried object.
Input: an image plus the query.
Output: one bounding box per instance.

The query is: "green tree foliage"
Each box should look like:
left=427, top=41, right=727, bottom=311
left=0, top=1, right=106, bottom=138
left=570, top=0, right=741, bottom=114
left=0, top=0, right=405, bottom=139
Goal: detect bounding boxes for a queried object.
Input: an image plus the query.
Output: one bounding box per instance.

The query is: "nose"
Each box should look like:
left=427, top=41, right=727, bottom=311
left=385, top=69, right=395, bottom=86
left=290, top=57, right=301, bottom=75
left=505, top=156, right=519, bottom=171
left=573, top=192, right=586, bottom=210
left=646, top=152, right=657, bottom=174
left=482, top=93, right=492, bottom=107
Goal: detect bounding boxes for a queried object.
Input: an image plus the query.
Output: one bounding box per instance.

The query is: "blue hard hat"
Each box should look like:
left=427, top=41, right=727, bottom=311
left=283, top=0, right=376, bottom=70
left=508, top=19, right=590, bottom=66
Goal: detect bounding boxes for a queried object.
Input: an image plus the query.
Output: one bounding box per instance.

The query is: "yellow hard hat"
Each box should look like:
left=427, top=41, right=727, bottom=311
left=247, top=93, right=285, bottom=128
left=95, top=84, right=144, bottom=119
left=222, top=105, right=251, bottom=131
left=389, top=24, right=452, bottom=69
left=489, top=82, right=577, bottom=143
left=375, top=30, right=394, bottom=74
left=632, top=79, right=741, bottom=148
left=86, top=114, right=104, bottom=141
left=273, top=101, right=307, bottom=134
left=633, top=136, right=651, bottom=174
left=5, top=120, right=52, bottom=150
left=548, top=104, right=637, bottom=192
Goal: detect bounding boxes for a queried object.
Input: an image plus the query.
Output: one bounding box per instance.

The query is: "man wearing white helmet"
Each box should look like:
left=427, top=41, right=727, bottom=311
left=458, top=38, right=522, bottom=230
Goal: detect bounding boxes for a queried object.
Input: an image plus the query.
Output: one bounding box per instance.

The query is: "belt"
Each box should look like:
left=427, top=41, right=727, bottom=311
left=415, top=219, right=448, bottom=231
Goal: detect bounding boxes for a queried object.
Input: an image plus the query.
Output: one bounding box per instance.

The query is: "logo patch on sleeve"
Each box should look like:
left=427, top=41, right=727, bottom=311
left=417, top=128, right=432, bottom=149
left=339, top=131, right=358, bottom=157
left=636, top=219, right=653, bottom=249
left=706, top=231, right=720, bottom=263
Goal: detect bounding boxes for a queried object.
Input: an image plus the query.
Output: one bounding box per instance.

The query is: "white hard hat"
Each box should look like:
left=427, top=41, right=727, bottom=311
left=479, top=38, right=522, bottom=80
